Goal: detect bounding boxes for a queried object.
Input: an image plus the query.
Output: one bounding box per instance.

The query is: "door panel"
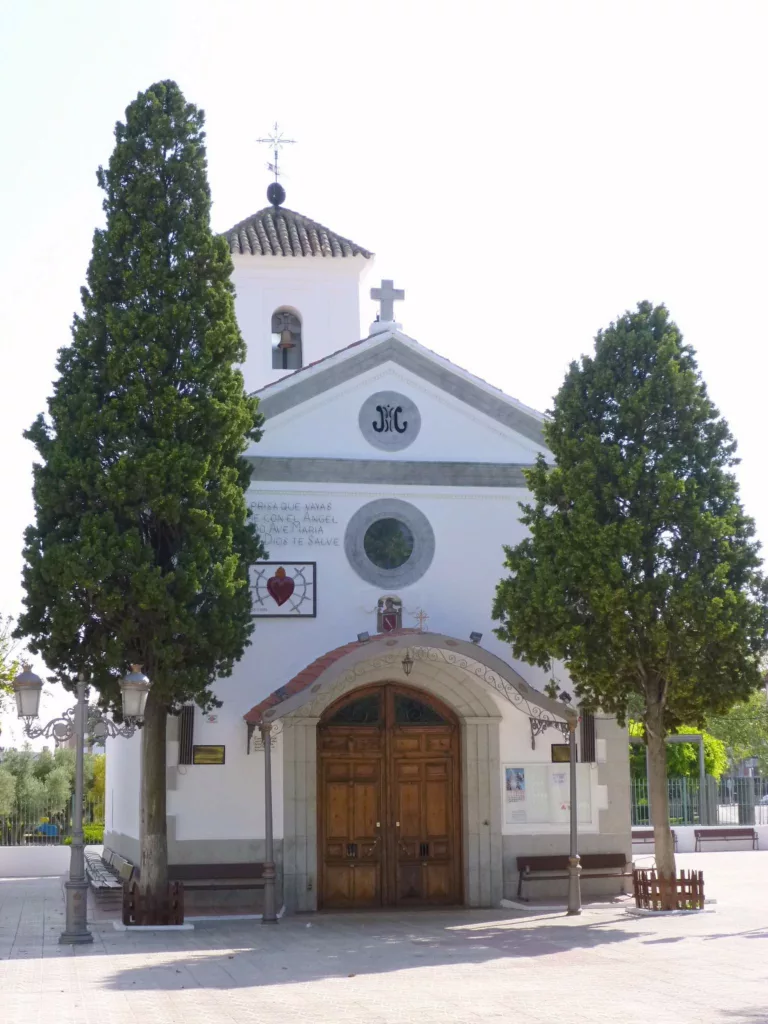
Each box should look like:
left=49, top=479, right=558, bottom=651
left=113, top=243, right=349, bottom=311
left=320, top=757, right=383, bottom=908
left=319, top=685, right=461, bottom=909
left=392, top=753, right=457, bottom=906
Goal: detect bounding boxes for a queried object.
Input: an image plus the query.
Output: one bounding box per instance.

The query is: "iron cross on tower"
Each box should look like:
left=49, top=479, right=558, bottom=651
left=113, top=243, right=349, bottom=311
left=371, top=279, right=405, bottom=322
left=256, top=122, right=297, bottom=182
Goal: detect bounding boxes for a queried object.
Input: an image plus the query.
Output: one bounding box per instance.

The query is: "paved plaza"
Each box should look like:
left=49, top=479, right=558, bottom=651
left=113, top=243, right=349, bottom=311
left=1, top=853, right=767, bottom=1024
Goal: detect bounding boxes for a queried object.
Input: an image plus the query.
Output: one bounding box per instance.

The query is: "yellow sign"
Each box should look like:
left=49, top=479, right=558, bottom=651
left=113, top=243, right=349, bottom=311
left=192, top=745, right=225, bottom=765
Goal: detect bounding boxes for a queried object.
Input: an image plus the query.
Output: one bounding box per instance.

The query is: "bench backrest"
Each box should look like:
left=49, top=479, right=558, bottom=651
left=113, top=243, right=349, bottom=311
left=694, top=827, right=755, bottom=838
left=631, top=829, right=677, bottom=839
left=517, top=853, right=628, bottom=873
left=118, top=861, right=135, bottom=883
left=580, top=854, right=628, bottom=869
left=167, top=862, right=265, bottom=881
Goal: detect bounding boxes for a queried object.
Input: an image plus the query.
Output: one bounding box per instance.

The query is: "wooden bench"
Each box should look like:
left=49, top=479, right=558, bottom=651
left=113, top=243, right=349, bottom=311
left=167, top=863, right=266, bottom=892
left=516, top=853, right=632, bottom=901
left=694, top=827, right=758, bottom=851
left=632, top=829, right=678, bottom=851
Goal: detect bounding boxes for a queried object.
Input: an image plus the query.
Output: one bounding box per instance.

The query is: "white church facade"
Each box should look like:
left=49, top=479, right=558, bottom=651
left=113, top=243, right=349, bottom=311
left=105, top=195, right=631, bottom=911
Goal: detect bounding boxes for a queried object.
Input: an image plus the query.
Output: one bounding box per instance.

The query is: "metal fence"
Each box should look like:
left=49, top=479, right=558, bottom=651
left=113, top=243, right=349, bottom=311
left=631, top=776, right=768, bottom=827
left=0, top=799, right=105, bottom=846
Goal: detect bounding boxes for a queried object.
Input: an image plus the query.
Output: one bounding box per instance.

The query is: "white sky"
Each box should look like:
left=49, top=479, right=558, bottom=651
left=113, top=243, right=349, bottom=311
left=1, top=0, right=767, bottom=662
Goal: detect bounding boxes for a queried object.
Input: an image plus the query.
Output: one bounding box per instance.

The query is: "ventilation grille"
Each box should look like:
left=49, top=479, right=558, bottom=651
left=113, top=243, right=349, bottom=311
left=580, top=711, right=596, bottom=763
left=179, top=705, right=195, bottom=765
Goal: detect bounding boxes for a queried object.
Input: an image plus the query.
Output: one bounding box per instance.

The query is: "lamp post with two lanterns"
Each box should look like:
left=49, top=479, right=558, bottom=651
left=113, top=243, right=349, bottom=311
left=12, top=664, right=151, bottom=945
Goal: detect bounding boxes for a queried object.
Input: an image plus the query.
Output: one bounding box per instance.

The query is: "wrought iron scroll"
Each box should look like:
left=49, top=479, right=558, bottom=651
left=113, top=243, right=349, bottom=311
left=409, top=647, right=574, bottom=735
left=249, top=718, right=285, bottom=753
left=529, top=716, right=569, bottom=750
left=23, top=703, right=138, bottom=742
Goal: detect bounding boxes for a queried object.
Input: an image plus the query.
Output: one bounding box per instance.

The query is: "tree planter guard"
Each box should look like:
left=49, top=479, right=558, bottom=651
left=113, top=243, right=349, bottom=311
left=122, top=880, right=185, bottom=926
left=632, top=868, right=704, bottom=911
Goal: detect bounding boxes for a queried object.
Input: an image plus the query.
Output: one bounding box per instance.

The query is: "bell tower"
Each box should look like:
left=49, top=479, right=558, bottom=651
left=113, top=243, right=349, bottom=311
left=223, top=182, right=374, bottom=394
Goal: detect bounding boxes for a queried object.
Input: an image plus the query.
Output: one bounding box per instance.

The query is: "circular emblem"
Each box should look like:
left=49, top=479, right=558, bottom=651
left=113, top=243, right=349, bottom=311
left=358, top=391, right=421, bottom=451
left=344, top=499, right=435, bottom=588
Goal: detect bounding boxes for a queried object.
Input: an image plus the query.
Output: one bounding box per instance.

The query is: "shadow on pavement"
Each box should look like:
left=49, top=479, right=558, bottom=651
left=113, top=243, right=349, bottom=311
left=95, top=910, right=638, bottom=991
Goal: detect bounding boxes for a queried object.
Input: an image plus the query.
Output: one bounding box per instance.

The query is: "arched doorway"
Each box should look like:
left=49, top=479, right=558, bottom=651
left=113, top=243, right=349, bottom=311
left=318, top=683, right=462, bottom=909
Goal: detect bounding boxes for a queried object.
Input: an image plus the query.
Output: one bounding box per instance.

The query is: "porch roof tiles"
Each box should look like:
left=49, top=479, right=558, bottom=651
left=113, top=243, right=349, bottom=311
left=243, top=629, right=421, bottom=724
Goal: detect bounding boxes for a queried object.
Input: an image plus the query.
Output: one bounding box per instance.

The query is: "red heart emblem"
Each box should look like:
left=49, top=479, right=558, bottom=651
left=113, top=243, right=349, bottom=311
left=267, top=569, right=295, bottom=607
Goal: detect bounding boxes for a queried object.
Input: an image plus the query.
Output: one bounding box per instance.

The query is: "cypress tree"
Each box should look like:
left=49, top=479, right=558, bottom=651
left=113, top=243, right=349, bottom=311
left=17, top=81, right=264, bottom=915
left=493, top=302, right=768, bottom=894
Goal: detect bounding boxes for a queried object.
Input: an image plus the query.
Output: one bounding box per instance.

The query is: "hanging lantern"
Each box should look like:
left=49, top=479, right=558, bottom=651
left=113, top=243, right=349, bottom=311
left=401, top=650, right=414, bottom=677
left=120, top=664, right=151, bottom=720
left=12, top=664, right=44, bottom=719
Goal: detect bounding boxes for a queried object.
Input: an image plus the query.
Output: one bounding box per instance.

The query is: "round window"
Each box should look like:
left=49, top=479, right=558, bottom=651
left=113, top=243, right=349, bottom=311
left=344, top=499, right=435, bottom=588
left=363, top=518, right=414, bottom=569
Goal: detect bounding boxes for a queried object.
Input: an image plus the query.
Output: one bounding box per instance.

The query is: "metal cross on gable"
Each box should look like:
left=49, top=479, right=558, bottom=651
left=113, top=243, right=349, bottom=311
left=371, top=279, right=405, bottom=322
left=256, top=122, right=297, bottom=182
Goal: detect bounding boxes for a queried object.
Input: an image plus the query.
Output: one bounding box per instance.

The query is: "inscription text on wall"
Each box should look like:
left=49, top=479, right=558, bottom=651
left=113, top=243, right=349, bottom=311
left=249, top=500, right=340, bottom=548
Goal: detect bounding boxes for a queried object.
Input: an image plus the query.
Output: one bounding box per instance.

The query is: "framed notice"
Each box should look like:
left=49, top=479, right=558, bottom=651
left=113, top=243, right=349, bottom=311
left=192, top=745, right=225, bottom=765
left=249, top=562, right=317, bottom=618
left=504, top=763, right=592, bottom=825
left=551, top=743, right=572, bottom=763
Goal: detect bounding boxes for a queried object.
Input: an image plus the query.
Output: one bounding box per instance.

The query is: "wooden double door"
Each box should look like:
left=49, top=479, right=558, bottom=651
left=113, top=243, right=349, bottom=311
left=318, top=683, right=462, bottom=909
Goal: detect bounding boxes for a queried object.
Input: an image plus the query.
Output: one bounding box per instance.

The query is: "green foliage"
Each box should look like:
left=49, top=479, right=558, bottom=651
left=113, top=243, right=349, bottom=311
left=628, top=723, right=728, bottom=779
left=707, top=690, right=768, bottom=772
left=89, top=754, right=105, bottom=805
left=63, top=822, right=104, bottom=846
left=493, top=302, right=768, bottom=732
left=0, top=746, right=78, bottom=815
left=15, top=80, right=264, bottom=711
left=0, top=768, right=16, bottom=817
left=0, top=615, right=21, bottom=714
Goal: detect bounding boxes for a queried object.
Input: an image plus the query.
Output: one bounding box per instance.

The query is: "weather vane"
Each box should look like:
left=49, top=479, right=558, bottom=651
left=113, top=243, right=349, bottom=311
left=256, top=122, right=297, bottom=183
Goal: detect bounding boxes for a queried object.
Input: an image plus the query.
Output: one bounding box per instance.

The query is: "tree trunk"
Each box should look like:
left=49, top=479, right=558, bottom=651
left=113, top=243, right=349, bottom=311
left=645, top=699, right=676, bottom=906
left=139, top=688, right=168, bottom=921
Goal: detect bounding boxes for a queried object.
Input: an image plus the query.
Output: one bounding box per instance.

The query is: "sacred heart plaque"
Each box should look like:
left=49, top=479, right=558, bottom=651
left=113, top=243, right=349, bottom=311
left=267, top=566, right=295, bottom=607
left=250, top=562, right=316, bottom=618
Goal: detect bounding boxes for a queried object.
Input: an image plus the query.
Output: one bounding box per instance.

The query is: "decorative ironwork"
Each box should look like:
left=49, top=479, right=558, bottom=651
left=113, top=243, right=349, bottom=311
left=529, top=716, right=569, bottom=750
left=326, top=693, right=381, bottom=725
left=249, top=718, right=285, bottom=752
left=267, top=641, right=576, bottom=733
left=22, top=703, right=138, bottom=743
left=408, top=646, right=575, bottom=729
left=395, top=694, right=446, bottom=725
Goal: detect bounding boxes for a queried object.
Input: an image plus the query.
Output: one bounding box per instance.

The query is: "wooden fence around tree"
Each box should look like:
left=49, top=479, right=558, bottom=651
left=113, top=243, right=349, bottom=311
left=632, top=868, right=705, bottom=911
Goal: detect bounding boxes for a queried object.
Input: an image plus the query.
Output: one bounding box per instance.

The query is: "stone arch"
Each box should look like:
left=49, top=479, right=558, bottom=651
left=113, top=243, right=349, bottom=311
left=280, top=644, right=503, bottom=912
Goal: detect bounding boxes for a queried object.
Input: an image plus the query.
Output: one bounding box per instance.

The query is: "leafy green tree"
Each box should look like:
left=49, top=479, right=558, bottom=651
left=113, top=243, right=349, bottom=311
left=708, top=690, right=768, bottom=773
left=16, top=81, right=264, bottom=914
left=0, top=615, right=21, bottom=717
left=0, top=746, right=76, bottom=842
left=628, top=723, right=727, bottom=779
left=88, top=754, right=106, bottom=808
left=493, top=302, right=768, bottom=892
left=0, top=769, right=16, bottom=819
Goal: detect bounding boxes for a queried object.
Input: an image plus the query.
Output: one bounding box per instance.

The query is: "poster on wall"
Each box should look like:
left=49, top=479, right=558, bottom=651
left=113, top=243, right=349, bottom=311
left=249, top=562, right=317, bottom=617
left=503, top=763, right=593, bottom=825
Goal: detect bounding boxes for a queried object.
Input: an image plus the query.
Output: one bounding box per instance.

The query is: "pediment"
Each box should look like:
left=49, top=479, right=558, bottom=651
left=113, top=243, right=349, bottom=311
left=255, top=330, right=548, bottom=450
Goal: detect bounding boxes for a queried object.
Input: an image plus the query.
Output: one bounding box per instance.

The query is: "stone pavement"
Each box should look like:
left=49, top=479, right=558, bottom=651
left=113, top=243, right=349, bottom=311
left=1, top=853, right=767, bottom=1024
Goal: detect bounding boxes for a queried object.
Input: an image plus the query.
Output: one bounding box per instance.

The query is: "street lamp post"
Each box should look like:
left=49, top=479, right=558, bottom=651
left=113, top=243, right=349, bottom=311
left=12, top=664, right=151, bottom=945
left=566, top=718, right=582, bottom=916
